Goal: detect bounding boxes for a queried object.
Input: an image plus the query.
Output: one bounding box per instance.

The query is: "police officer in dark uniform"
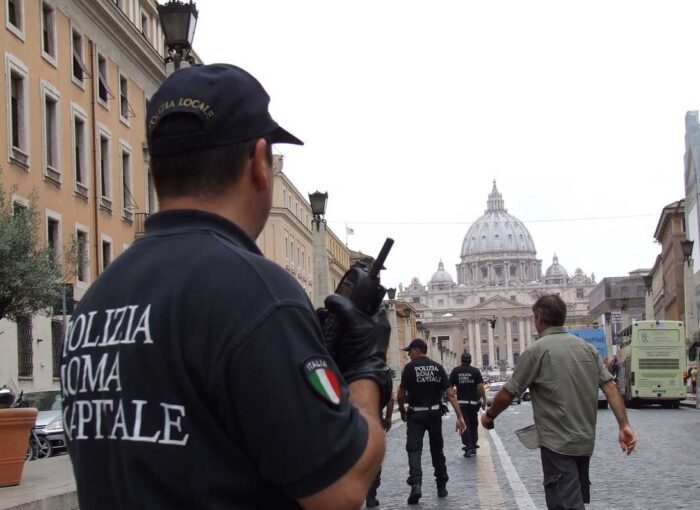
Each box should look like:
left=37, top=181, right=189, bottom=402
left=397, top=339, right=466, bottom=505
left=60, top=64, right=391, bottom=510
left=449, top=353, right=486, bottom=457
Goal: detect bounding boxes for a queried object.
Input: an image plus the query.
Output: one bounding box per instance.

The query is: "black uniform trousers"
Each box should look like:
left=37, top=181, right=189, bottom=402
left=368, top=465, right=381, bottom=498
left=459, top=403, right=480, bottom=450
left=405, top=409, right=448, bottom=486
left=540, top=447, right=591, bottom=510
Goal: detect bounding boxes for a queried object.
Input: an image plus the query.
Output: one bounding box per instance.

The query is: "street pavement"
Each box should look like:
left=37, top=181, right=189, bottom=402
left=3, top=401, right=698, bottom=509
left=375, top=403, right=700, bottom=509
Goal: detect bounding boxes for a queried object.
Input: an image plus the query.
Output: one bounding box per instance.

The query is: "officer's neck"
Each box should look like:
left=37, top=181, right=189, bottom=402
left=159, top=191, right=263, bottom=240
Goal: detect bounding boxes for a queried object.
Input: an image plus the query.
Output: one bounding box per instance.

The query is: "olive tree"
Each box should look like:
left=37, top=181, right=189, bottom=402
left=0, top=169, right=76, bottom=322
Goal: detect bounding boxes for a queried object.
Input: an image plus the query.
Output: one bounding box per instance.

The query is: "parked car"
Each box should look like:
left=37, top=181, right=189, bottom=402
left=22, top=390, right=66, bottom=455
left=522, top=388, right=531, bottom=401
left=486, top=382, right=521, bottom=406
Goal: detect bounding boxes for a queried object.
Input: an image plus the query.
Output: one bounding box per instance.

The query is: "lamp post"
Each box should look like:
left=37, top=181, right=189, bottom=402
left=681, top=240, right=699, bottom=407
left=157, top=0, right=198, bottom=71
left=309, top=191, right=331, bottom=308
left=386, top=291, right=399, bottom=389
left=309, top=191, right=328, bottom=231
left=681, top=239, right=697, bottom=345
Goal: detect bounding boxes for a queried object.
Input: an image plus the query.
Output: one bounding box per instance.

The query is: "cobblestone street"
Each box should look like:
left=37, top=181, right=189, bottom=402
left=374, top=403, right=700, bottom=509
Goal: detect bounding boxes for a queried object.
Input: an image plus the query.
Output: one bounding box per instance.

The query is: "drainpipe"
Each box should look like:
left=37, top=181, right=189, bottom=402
left=89, top=39, right=100, bottom=278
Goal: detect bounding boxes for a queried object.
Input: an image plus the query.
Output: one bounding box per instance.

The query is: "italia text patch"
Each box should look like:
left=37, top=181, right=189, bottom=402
left=302, top=356, right=341, bottom=407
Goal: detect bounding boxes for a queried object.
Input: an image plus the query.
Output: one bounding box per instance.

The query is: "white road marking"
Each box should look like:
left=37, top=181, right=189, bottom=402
left=476, top=424, right=508, bottom=509
left=489, top=428, right=538, bottom=510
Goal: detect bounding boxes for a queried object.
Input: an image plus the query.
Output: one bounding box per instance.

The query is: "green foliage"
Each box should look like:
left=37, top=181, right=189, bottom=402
left=0, top=169, right=75, bottom=322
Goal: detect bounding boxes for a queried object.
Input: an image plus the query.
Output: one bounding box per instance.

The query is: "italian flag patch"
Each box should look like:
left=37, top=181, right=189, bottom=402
left=302, top=356, right=342, bottom=406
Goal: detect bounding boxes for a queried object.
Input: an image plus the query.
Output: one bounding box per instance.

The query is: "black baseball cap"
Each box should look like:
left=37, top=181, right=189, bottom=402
left=402, top=339, right=428, bottom=353
left=147, top=63, right=303, bottom=157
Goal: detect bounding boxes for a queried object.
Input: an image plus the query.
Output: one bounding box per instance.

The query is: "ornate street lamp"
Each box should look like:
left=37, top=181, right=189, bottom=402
left=682, top=239, right=694, bottom=265
left=157, top=1, right=198, bottom=71
left=643, top=274, right=653, bottom=295
left=387, top=288, right=396, bottom=300
left=308, top=191, right=328, bottom=231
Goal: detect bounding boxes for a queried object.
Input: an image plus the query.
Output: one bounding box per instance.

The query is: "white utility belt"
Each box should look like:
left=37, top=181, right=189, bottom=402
left=411, top=405, right=441, bottom=411
left=458, top=400, right=480, bottom=405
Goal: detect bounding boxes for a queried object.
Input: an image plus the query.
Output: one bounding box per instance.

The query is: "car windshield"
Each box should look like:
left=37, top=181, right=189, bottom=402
left=23, top=391, right=62, bottom=411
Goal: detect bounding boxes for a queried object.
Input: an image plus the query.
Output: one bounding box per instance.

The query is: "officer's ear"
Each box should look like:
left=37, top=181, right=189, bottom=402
left=250, top=138, right=272, bottom=192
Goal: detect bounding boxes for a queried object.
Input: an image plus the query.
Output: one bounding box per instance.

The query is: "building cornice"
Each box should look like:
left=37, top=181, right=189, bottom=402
left=71, top=0, right=166, bottom=87
left=269, top=208, right=312, bottom=242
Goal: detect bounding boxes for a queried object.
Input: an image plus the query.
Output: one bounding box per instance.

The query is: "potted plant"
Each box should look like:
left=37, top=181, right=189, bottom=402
left=0, top=387, right=38, bottom=487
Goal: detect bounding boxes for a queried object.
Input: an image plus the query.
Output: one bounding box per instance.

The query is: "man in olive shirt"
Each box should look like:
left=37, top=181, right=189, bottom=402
left=482, top=295, right=636, bottom=510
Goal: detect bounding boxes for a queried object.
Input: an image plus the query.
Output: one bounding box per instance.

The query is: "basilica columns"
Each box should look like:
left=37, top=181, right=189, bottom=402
left=525, top=318, right=533, bottom=347
left=505, top=319, right=514, bottom=367
left=474, top=321, right=482, bottom=368
left=486, top=321, right=495, bottom=368
left=518, top=318, right=526, bottom=352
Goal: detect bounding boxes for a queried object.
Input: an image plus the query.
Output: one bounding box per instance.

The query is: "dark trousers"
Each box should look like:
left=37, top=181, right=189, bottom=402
left=405, top=410, right=448, bottom=486
left=367, top=465, right=381, bottom=498
left=540, top=447, right=591, bottom=510
left=459, top=404, right=480, bottom=449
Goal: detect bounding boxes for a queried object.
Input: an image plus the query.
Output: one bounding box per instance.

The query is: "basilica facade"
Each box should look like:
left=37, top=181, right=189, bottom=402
left=397, top=183, right=596, bottom=371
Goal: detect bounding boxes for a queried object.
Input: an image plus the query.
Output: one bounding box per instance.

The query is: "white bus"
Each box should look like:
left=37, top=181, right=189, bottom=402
left=615, top=320, right=686, bottom=408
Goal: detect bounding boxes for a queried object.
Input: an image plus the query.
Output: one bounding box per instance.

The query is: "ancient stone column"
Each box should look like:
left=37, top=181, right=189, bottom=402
left=525, top=318, right=533, bottom=347
left=506, top=318, right=514, bottom=367
left=487, top=320, right=495, bottom=369
left=473, top=320, right=483, bottom=369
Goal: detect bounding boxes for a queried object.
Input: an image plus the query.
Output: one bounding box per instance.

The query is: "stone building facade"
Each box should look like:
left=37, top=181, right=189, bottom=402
left=0, top=0, right=167, bottom=392
left=398, top=183, right=596, bottom=372
left=650, top=199, right=687, bottom=321
left=255, top=154, right=350, bottom=302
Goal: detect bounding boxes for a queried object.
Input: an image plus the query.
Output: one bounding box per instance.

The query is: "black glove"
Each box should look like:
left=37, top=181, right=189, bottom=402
left=320, top=294, right=392, bottom=408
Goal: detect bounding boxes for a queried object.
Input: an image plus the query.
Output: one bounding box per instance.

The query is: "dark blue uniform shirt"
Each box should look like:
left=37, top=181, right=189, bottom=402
left=400, top=356, right=449, bottom=407
left=449, top=364, right=484, bottom=402
left=60, top=210, right=367, bottom=509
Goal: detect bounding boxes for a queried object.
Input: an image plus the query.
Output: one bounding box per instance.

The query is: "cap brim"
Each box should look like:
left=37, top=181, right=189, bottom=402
left=268, top=125, right=304, bottom=146
left=401, top=347, right=412, bottom=351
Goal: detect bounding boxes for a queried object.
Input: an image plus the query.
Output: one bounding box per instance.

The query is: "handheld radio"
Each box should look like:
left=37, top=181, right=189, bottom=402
left=336, top=237, right=394, bottom=315
left=322, top=238, right=394, bottom=344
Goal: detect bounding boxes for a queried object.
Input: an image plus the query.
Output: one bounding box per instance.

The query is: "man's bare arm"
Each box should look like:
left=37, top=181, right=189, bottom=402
left=383, top=396, right=395, bottom=431
left=298, top=379, right=385, bottom=510
left=478, top=383, right=486, bottom=409
left=446, top=387, right=467, bottom=434
left=600, top=380, right=637, bottom=455
left=480, top=387, right=515, bottom=429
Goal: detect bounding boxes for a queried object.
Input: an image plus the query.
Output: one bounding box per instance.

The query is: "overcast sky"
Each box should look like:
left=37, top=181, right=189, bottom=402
left=191, top=0, right=699, bottom=290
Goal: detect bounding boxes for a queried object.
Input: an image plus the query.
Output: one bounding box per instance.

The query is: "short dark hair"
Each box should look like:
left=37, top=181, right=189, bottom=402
left=461, top=353, right=472, bottom=364
left=150, top=113, right=272, bottom=199
left=532, top=294, right=567, bottom=327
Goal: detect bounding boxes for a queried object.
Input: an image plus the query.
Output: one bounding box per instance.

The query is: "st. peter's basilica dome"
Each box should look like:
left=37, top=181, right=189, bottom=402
left=456, top=182, right=542, bottom=286
left=460, top=182, right=537, bottom=259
